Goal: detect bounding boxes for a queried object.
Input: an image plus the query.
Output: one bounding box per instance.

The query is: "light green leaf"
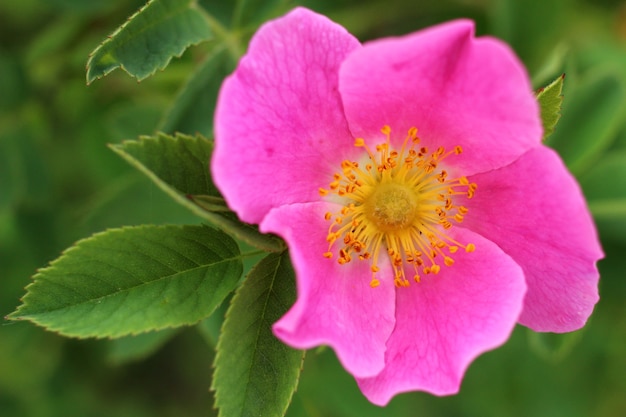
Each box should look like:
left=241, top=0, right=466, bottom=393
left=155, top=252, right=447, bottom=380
left=8, top=225, right=242, bottom=338
left=110, top=133, right=285, bottom=252
left=159, top=46, right=235, bottom=136
left=212, top=252, right=304, bottom=417
left=86, top=0, right=212, bottom=84
left=547, top=70, right=626, bottom=174
left=536, top=73, right=564, bottom=141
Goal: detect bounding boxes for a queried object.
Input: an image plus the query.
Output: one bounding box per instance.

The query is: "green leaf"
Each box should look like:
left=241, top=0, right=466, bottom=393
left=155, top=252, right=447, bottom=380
left=212, top=252, right=304, bottom=417
left=546, top=70, right=626, bottom=174
left=111, top=132, right=219, bottom=197
left=536, top=73, right=564, bottom=141
left=196, top=296, right=230, bottom=348
left=159, top=45, right=235, bottom=136
left=8, top=225, right=243, bottom=338
left=110, top=133, right=285, bottom=252
left=86, top=0, right=212, bottom=84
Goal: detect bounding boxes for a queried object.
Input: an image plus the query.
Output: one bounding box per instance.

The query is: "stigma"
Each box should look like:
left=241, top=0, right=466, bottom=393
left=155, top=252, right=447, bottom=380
left=319, top=126, right=477, bottom=288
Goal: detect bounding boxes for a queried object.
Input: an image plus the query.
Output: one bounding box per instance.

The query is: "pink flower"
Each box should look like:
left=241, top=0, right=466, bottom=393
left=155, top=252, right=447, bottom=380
left=212, top=7, right=602, bottom=405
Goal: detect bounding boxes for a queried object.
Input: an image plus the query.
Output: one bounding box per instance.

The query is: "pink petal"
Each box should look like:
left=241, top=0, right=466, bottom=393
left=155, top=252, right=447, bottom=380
left=339, top=19, right=541, bottom=176
left=357, top=228, right=526, bottom=405
left=260, top=202, right=396, bottom=378
left=212, top=8, right=360, bottom=224
left=463, top=146, right=603, bottom=332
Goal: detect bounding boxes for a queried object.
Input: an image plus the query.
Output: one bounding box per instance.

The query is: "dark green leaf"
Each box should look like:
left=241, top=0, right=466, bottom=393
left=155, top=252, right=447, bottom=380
left=111, top=132, right=219, bottom=197
left=196, top=294, right=231, bottom=347
left=8, top=225, right=242, bottom=338
left=110, top=133, right=285, bottom=252
left=536, top=73, right=564, bottom=141
left=86, top=0, right=212, bottom=84
left=213, top=252, right=304, bottom=417
left=159, top=46, right=235, bottom=136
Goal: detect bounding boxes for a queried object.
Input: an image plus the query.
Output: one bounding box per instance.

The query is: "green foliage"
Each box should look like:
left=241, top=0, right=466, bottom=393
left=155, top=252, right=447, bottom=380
left=213, top=252, right=304, bottom=417
left=3, top=0, right=626, bottom=416
left=547, top=70, right=626, bottom=175
left=111, top=133, right=285, bottom=252
left=159, top=46, right=235, bottom=136
left=86, top=0, right=213, bottom=83
left=231, top=0, right=292, bottom=28
left=536, top=74, right=564, bottom=141
left=580, top=151, right=626, bottom=243
left=526, top=329, right=584, bottom=362
left=110, top=133, right=219, bottom=197
left=106, top=328, right=180, bottom=364
left=8, top=225, right=243, bottom=338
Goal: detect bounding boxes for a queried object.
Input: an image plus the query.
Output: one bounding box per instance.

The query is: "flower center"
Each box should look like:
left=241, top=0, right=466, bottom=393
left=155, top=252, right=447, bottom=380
left=320, top=126, right=477, bottom=288
left=365, top=183, right=418, bottom=232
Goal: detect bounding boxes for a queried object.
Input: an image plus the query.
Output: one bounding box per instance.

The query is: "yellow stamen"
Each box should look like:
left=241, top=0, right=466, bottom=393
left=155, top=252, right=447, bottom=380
left=321, top=126, right=477, bottom=287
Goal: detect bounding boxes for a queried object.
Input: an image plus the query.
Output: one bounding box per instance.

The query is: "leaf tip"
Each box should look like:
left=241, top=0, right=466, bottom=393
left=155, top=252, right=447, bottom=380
left=537, top=73, right=566, bottom=141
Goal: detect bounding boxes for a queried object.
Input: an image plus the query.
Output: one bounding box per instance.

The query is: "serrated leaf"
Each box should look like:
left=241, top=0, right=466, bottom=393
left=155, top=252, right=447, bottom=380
left=110, top=133, right=285, bottom=252
left=536, top=73, right=564, bottom=141
left=86, top=0, right=212, bottom=84
left=212, top=252, right=304, bottom=417
left=547, top=70, right=626, bottom=174
left=197, top=296, right=231, bottom=347
left=111, top=132, right=219, bottom=197
left=8, top=225, right=242, bottom=338
left=159, top=45, right=235, bottom=136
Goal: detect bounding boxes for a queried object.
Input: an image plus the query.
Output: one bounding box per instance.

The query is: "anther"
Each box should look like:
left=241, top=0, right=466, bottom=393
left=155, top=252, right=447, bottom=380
left=320, top=125, right=477, bottom=288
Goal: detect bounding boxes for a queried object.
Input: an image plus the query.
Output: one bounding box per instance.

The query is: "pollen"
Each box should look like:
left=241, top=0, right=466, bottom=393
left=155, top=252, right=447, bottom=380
left=320, top=126, right=477, bottom=288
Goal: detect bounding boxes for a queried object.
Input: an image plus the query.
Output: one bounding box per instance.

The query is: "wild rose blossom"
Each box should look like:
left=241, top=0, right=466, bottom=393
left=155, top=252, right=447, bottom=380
left=212, top=7, right=602, bottom=405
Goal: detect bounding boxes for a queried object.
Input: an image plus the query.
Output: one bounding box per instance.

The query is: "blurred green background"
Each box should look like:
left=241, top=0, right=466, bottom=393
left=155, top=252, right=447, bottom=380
left=2, top=0, right=626, bottom=416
